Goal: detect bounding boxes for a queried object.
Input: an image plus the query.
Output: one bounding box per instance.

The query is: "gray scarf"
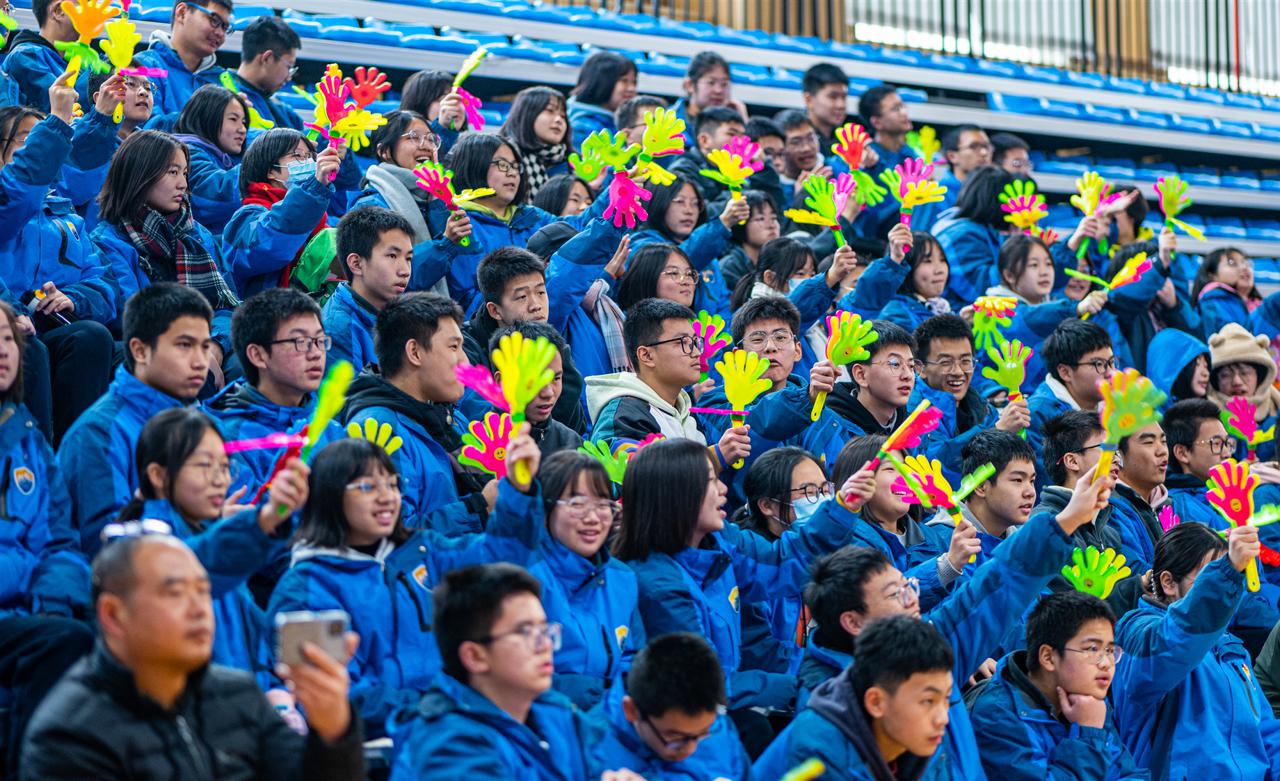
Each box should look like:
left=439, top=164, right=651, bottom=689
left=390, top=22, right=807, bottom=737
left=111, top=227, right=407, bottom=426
left=364, top=163, right=448, bottom=297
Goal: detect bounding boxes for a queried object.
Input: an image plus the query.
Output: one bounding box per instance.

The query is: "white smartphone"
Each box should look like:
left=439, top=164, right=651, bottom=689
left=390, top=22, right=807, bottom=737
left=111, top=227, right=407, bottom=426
left=275, top=610, right=351, bottom=667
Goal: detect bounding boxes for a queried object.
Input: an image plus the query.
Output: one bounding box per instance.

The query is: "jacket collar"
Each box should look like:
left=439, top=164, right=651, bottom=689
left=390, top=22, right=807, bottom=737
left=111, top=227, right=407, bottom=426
left=539, top=535, right=610, bottom=591
left=997, top=651, right=1067, bottom=727
left=87, top=640, right=208, bottom=717
left=207, top=379, right=314, bottom=429
left=111, top=365, right=187, bottom=418
left=826, top=381, right=904, bottom=435
left=807, top=666, right=932, bottom=781
left=290, top=538, right=395, bottom=567
left=1044, top=374, right=1085, bottom=411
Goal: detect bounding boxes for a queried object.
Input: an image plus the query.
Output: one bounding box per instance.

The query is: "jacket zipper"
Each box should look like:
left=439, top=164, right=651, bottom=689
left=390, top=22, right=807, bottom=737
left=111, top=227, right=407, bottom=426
left=175, top=714, right=214, bottom=779
left=1234, top=662, right=1259, bottom=718
left=397, top=572, right=431, bottom=631
left=600, top=625, right=615, bottom=679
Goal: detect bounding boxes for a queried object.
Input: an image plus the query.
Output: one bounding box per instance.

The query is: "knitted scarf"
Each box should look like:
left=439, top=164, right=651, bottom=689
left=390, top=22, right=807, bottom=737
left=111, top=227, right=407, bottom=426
left=241, top=182, right=331, bottom=290
left=119, top=201, right=240, bottom=311
left=582, top=279, right=629, bottom=372
left=520, top=143, right=567, bottom=199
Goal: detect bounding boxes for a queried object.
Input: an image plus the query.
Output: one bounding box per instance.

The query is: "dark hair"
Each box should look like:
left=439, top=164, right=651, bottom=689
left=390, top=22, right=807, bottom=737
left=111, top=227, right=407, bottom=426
left=0, top=302, right=26, bottom=405
left=0, top=107, right=43, bottom=163
left=120, top=407, right=221, bottom=528
left=371, top=109, right=428, bottom=164
left=1043, top=410, right=1105, bottom=486
left=941, top=124, right=983, bottom=154
left=1192, top=247, right=1259, bottom=305
left=745, top=116, right=783, bottom=141
left=627, top=632, right=726, bottom=717
left=614, top=95, right=667, bottom=132
left=295, top=438, right=409, bottom=549
left=1041, top=319, right=1112, bottom=383
left=739, top=446, right=823, bottom=537
left=174, top=85, right=249, bottom=153
left=614, top=439, right=714, bottom=560
left=488, top=320, right=566, bottom=359
left=686, top=51, right=730, bottom=85
left=1024, top=591, right=1115, bottom=673
left=231, top=287, right=323, bottom=386
left=448, top=132, right=529, bottom=206
left=621, top=297, right=695, bottom=370
left=375, top=292, right=464, bottom=377
left=123, top=283, right=214, bottom=372
left=99, top=130, right=190, bottom=224
left=832, top=434, right=886, bottom=487
left=501, top=86, right=569, bottom=152
left=477, top=247, right=546, bottom=306
left=990, top=132, right=1029, bottom=165
left=806, top=546, right=893, bottom=653
left=730, top=295, right=801, bottom=345
left=852, top=615, right=954, bottom=699
left=954, top=166, right=1016, bottom=229
left=1150, top=522, right=1227, bottom=603
left=912, top=314, right=972, bottom=363
left=336, top=206, right=414, bottom=279
left=92, top=534, right=194, bottom=604
left=239, top=128, right=313, bottom=194
left=863, top=319, right=916, bottom=364
left=434, top=563, right=543, bottom=682
left=857, top=84, right=897, bottom=123
left=572, top=51, right=637, bottom=106
left=1108, top=183, right=1149, bottom=231
left=530, top=174, right=590, bottom=216
left=997, top=233, right=1053, bottom=292
left=642, top=173, right=707, bottom=242
left=539, top=450, right=613, bottom=520
left=897, top=232, right=947, bottom=297
left=240, top=15, right=301, bottom=62
left=773, top=108, right=813, bottom=135
left=961, top=429, right=1035, bottom=483
left=32, top=0, right=57, bottom=25
left=1173, top=351, right=1209, bottom=402
left=615, top=244, right=697, bottom=312
left=803, top=62, right=849, bottom=94
left=1162, top=399, right=1223, bottom=475
left=730, top=236, right=814, bottom=311
left=694, top=106, right=745, bottom=140
left=400, top=70, right=454, bottom=118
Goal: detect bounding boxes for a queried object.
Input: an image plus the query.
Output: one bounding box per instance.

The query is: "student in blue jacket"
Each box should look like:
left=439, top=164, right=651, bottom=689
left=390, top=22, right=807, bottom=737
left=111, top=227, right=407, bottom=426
left=822, top=319, right=919, bottom=448
left=1163, top=400, right=1232, bottom=528
left=754, top=464, right=1116, bottom=781
left=566, top=51, right=637, bottom=149
left=269, top=435, right=546, bottom=738
left=591, top=632, right=751, bottom=781
left=399, top=69, right=471, bottom=157
left=613, top=438, right=872, bottom=746
left=58, top=283, right=213, bottom=556
left=1111, top=521, right=1280, bottom=781
left=69, top=70, right=154, bottom=229
left=135, top=0, right=230, bottom=126
left=118, top=407, right=308, bottom=693
left=2, top=0, right=83, bottom=111
left=931, top=166, right=1012, bottom=308
left=1102, top=232, right=1199, bottom=374
left=877, top=231, right=953, bottom=332
left=172, top=84, right=248, bottom=233
left=499, top=86, right=573, bottom=201
left=222, top=128, right=339, bottom=297
left=670, top=51, right=749, bottom=149
left=528, top=451, right=640, bottom=710
left=1145, top=328, right=1209, bottom=410
left=720, top=191, right=781, bottom=291
left=970, top=591, right=1146, bottom=781
left=225, top=16, right=304, bottom=131
left=1192, top=246, right=1261, bottom=338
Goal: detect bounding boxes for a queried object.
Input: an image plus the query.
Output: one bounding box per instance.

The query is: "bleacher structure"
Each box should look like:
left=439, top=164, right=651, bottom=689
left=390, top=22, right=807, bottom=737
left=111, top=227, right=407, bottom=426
left=13, top=0, right=1280, bottom=286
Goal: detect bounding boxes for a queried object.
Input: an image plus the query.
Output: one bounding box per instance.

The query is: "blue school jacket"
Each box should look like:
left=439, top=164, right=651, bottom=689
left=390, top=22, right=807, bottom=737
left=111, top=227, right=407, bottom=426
left=0, top=402, right=88, bottom=618
left=969, top=651, right=1146, bottom=781
left=268, top=479, right=542, bottom=736
left=1250, top=291, right=1280, bottom=345
left=1145, top=329, right=1209, bottom=410
left=57, top=366, right=187, bottom=556
left=135, top=38, right=224, bottom=125
left=4, top=33, right=89, bottom=111
left=624, top=503, right=856, bottom=711
left=795, top=642, right=852, bottom=711
left=1197, top=285, right=1252, bottom=339
left=321, top=282, right=377, bottom=372
left=879, top=294, right=937, bottom=332
left=0, top=113, right=116, bottom=324
left=933, top=213, right=1003, bottom=308
left=220, top=71, right=303, bottom=131
left=221, top=174, right=333, bottom=297
left=1107, top=485, right=1162, bottom=573
left=630, top=223, right=732, bottom=319
left=179, top=135, right=241, bottom=235
left=836, top=254, right=908, bottom=320
left=1026, top=381, right=1075, bottom=470
left=910, top=379, right=1001, bottom=487
left=588, top=683, right=753, bottom=781
left=754, top=509, right=1079, bottom=781
left=567, top=97, right=616, bottom=149
left=545, top=218, right=629, bottom=379
left=1112, top=557, right=1280, bottom=781
left=387, top=673, right=597, bottom=781
left=55, top=109, right=121, bottom=231
left=529, top=535, right=642, bottom=711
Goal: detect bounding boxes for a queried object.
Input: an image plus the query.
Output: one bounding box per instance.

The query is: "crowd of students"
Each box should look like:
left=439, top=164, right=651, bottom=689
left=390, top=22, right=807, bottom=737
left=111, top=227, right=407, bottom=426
left=3, top=1, right=1280, bottom=779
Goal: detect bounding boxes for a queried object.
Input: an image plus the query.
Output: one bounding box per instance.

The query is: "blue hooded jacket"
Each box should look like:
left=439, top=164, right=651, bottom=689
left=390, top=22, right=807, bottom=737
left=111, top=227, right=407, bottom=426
left=1026, top=379, right=1078, bottom=471
left=910, top=381, right=1001, bottom=487
left=387, top=673, right=598, bottom=781
left=1107, top=484, right=1164, bottom=573
left=1112, top=556, right=1280, bottom=781
left=321, top=282, right=378, bottom=372
left=529, top=535, right=642, bottom=711
left=54, top=108, right=121, bottom=231
left=350, top=184, right=473, bottom=294
left=795, top=641, right=853, bottom=711
left=1197, top=285, right=1252, bottom=339
left=969, top=650, right=1146, bottom=781
left=268, top=478, right=542, bottom=735
left=545, top=218, right=629, bottom=380
left=1145, top=329, right=1209, bottom=409
left=933, top=213, right=1003, bottom=308
left=754, top=509, right=1080, bottom=781
left=136, top=37, right=224, bottom=126
left=4, top=32, right=89, bottom=111
left=219, top=71, right=303, bottom=131
left=0, top=401, right=89, bottom=618
left=221, top=173, right=333, bottom=297
left=837, top=254, right=908, bottom=320
left=178, top=134, right=241, bottom=234
left=57, top=366, right=188, bottom=556
left=567, top=97, right=616, bottom=149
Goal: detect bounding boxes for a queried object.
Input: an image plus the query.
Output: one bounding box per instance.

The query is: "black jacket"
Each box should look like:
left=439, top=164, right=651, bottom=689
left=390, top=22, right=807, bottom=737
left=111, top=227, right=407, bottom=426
left=21, top=642, right=364, bottom=781
left=530, top=415, right=582, bottom=458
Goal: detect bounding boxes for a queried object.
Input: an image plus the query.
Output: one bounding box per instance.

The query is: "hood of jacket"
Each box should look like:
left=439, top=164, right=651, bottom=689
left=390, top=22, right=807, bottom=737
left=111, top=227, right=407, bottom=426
left=147, top=31, right=218, bottom=75
left=2, top=29, right=54, bottom=55
left=345, top=371, right=462, bottom=451
left=173, top=133, right=235, bottom=169
left=807, top=666, right=933, bottom=781
left=206, top=380, right=314, bottom=431
left=826, top=381, right=904, bottom=436
left=584, top=372, right=691, bottom=424
left=1146, top=328, right=1209, bottom=399
left=289, top=538, right=394, bottom=569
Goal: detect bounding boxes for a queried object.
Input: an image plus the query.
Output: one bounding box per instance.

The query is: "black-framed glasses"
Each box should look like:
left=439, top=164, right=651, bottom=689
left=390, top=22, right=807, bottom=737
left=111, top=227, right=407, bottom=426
left=186, top=3, right=231, bottom=33
left=270, top=335, right=332, bottom=354
left=1063, top=643, right=1124, bottom=666
left=644, top=334, right=704, bottom=356
left=785, top=132, right=820, bottom=150
left=639, top=708, right=724, bottom=751
left=788, top=482, right=835, bottom=504
left=741, top=328, right=796, bottom=350
left=923, top=356, right=974, bottom=372
left=1195, top=436, right=1231, bottom=455
left=489, top=159, right=519, bottom=174
left=1057, top=441, right=1103, bottom=465
left=1074, top=358, right=1118, bottom=373
left=477, top=622, right=562, bottom=652
left=101, top=519, right=173, bottom=544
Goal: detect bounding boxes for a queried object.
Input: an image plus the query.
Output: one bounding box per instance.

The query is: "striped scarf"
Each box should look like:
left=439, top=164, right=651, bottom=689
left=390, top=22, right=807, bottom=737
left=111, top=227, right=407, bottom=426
left=119, top=201, right=240, bottom=311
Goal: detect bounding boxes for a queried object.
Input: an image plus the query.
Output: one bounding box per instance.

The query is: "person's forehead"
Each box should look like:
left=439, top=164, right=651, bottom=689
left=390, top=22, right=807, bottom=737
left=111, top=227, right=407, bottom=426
left=959, top=129, right=989, bottom=145
left=660, top=318, right=694, bottom=337
left=745, top=318, right=792, bottom=334
left=998, top=458, right=1036, bottom=479
left=275, top=313, right=323, bottom=337
left=490, top=591, right=545, bottom=629
left=785, top=124, right=815, bottom=138
left=1079, top=346, right=1113, bottom=361
left=160, top=315, right=211, bottom=340
left=1066, top=618, right=1115, bottom=644
left=927, top=337, right=972, bottom=357
left=505, top=272, right=545, bottom=292
left=134, top=539, right=205, bottom=583
left=1196, top=418, right=1228, bottom=437
left=897, top=669, right=952, bottom=695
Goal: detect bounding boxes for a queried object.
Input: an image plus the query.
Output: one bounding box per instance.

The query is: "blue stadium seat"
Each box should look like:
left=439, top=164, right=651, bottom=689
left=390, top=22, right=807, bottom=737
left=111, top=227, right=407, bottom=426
left=282, top=10, right=362, bottom=29
left=1224, top=92, right=1263, bottom=109
left=1220, top=172, right=1261, bottom=190
left=827, top=42, right=875, bottom=61
left=363, top=19, right=439, bottom=37
left=1095, top=162, right=1137, bottom=180
left=1020, top=66, right=1063, bottom=84
left=874, top=49, right=925, bottom=67
left=1036, top=159, right=1088, bottom=176
left=234, top=6, right=276, bottom=30
left=1205, top=216, right=1248, bottom=238
left=585, top=12, right=660, bottom=34
left=1064, top=71, right=1107, bottom=90
left=1169, top=114, right=1214, bottom=134
left=1247, top=219, right=1280, bottom=240
left=972, top=60, right=1019, bottom=78
left=1185, top=86, right=1227, bottom=106
left=1083, top=104, right=1127, bottom=124
left=988, top=93, right=1081, bottom=119
left=898, top=87, right=928, bottom=103
left=1106, top=77, right=1149, bottom=95
left=401, top=34, right=486, bottom=54
left=635, top=56, right=686, bottom=78
left=133, top=4, right=173, bottom=23
left=327, top=27, right=404, bottom=47
left=1213, top=118, right=1254, bottom=138
left=1146, top=82, right=1188, bottom=100
left=1127, top=108, right=1171, bottom=130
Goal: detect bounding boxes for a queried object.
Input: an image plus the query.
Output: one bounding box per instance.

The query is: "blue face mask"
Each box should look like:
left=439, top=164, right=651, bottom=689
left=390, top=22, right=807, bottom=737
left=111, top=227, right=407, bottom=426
left=285, top=159, right=316, bottom=189
left=789, top=496, right=826, bottom=528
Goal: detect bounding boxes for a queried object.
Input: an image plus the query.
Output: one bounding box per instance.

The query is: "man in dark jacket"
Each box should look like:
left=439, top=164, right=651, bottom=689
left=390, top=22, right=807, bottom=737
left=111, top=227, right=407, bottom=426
left=21, top=533, right=364, bottom=780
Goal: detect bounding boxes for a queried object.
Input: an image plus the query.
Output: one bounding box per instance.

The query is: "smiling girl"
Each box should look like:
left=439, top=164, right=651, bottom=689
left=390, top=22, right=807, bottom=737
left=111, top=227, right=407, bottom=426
left=172, top=84, right=250, bottom=233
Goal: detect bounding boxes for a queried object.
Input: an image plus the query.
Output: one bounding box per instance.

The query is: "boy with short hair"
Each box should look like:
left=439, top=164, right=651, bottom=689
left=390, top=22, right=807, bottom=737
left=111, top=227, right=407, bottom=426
left=323, top=206, right=415, bottom=370
left=1163, top=399, right=1232, bottom=526
left=592, top=632, right=749, bottom=781
left=489, top=322, right=582, bottom=458
left=855, top=85, right=914, bottom=238
left=801, top=63, right=849, bottom=150
left=910, top=125, right=990, bottom=231
left=135, top=0, right=232, bottom=123
left=228, top=16, right=304, bottom=130
left=826, top=319, right=917, bottom=441
left=614, top=95, right=668, bottom=148
left=970, top=591, right=1144, bottom=781
left=3, top=0, right=82, bottom=111
left=1033, top=410, right=1123, bottom=557
left=1028, top=319, right=1116, bottom=465
left=991, top=132, right=1032, bottom=175
left=586, top=299, right=749, bottom=471
left=58, top=283, right=213, bottom=554
left=670, top=106, right=747, bottom=203
left=1109, top=423, right=1169, bottom=571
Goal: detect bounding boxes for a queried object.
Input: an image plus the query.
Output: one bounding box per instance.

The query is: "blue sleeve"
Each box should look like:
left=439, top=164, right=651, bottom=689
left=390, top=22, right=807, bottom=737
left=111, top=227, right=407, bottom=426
left=5, top=46, right=56, bottom=112
left=1109, top=261, right=1166, bottom=313
left=545, top=219, right=625, bottom=332
left=788, top=274, right=838, bottom=332
left=58, top=418, right=134, bottom=557
left=66, top=110, right=119, bottom=172
left=972, top=695, right=1123, bottom=781
left=223, top=175, right=332, bottom=289
left=922, top=405, right=999, bottom=479
left=94, top=226, right=147, bottom=306
left=680, top=220, right=732, bottom=271
left=1198, top=294, right=1247, bottom=339
left=838, top=256, right=907, bottom=314
left=389, top=718, right=513, bottom=778
left=720, top=502, right=853, bottom=603
left=635, top=568, right=706, bottom=639
left=939, top=226, right=996, bottom=306
left=422, top=481, right=544, bottom=573
left=27, top=440, right=91, bottom=616
left=187, top=156, right=242, bottom=229
left=744, top=383, right=813, bottom=443
left=55, top=225, right=117, bottom=324
left=408, top=237, right=459, bottom=292
left=1016, top=299, right=1079, bottom=340
left=430, top=117, right=459, bottom=159
left=182, top=506, right=280, bottom=598
left=0, top=115, right=72, bottom=245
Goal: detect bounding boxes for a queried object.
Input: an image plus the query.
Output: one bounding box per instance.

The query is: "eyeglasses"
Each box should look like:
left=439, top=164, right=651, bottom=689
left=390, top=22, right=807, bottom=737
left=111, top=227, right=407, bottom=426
left=345, top=477, right=402, bottom=494
left=477, top=622, right=562, bottom=652
left=555, top=497, right=620, bottom=519
left=1223, top=256, right=1253, bottom=269
left=101, top=518, right=173, bottom=543
left=489, top=159, right=519, bottom=174
left=184, top=459, right=239, bottom=484
left=272, top=151, right=316, bottom=169
left=661, top=267, right=698, bottom=283
left=644, top=334, right=704, bottom=356
left=885, top=577, right=920, bottom=606
left=923, top=356, right=974, bottom=373
left=741, top=328, right=796, bottom=350
left=960, top=142, right=992, bottom=154
left=273, top=53, right=299, bottom=77
left=402, top=131, right=441, bottom=149
left=1215, top=364, right=1257, bottom=381
left=1006, top=157, right=1034, bottom=172
left=186, top=3, right=231, bottom=33
left=789, top=481, right=835, bottom=504
left=122, top=77, right=154, bottom=93
left=696, top=77, right=730, bottom=90
left=270, top=335, right=332, bottom=354
left=1195, top=436, right=1232, bottom=455
left=785, top=132, right=820, bottom=150
left=1063, top=643, right=1124, bottom=667
left=870, top=357, right=924, bottom=374
left=639, top=708, right=724, bottom=751
left=1073, top=358, right=1119, bottom=374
